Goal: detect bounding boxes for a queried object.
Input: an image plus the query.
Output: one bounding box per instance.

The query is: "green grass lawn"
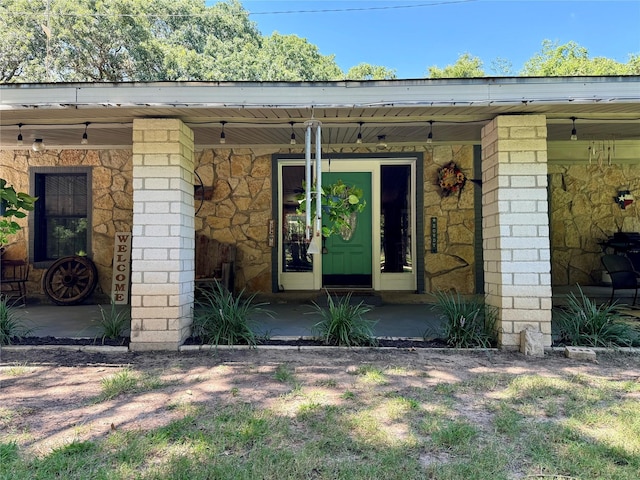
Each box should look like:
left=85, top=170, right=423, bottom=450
left=1, top=350, right=639, bottom=479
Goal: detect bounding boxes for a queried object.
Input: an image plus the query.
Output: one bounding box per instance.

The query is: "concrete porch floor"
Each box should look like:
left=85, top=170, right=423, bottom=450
left=7, top=285, right=638, bottom=341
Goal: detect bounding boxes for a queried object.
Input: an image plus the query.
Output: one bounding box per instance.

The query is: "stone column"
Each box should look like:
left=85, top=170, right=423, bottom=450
left=130, top=119, right=195, bottom=351
left=481, top=115, right=552, bottom=348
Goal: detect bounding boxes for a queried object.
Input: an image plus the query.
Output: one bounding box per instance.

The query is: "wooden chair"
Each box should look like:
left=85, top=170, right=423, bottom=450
left=1, top=259, right=29, bottom=306
left=601, top=254, right=640, bottom=306
left=195, top=236, right=236, bottom=293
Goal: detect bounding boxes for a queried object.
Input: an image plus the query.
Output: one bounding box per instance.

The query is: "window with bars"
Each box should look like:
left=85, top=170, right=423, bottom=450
left=31, top=169, right=91, bottom=263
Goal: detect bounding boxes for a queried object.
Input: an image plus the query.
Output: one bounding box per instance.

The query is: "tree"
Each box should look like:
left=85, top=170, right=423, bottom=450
left=346, top=63, right=397, bottom=80
left=427, top=53, right=485, bottom=78
left=521, top=40, right=635, bottom=76
left=255, top=33, right=343, bottom=81
left=0, top=0, right=344, bottom=82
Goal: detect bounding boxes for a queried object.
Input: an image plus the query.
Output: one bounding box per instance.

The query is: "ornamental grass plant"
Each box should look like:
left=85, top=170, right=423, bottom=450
left=311, top=291, right=377, bottom=346
left=0, top=294, right=33, bottom=345
left=554, top=286, right=640, bottom=347
left=192, top=282, right=270, bottom=347
left=97, top=301, right=130, bottom=343
left=430, top=290, right=497, bottom=348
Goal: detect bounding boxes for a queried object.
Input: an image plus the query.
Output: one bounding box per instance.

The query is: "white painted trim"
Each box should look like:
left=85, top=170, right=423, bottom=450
left=2, top=77, right=639, bottom=110
left=277, top=156, right=418, bottom=291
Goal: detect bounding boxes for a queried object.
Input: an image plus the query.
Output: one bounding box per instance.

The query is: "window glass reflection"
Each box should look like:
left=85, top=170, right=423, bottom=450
left=380, top=165, right=412, bottom=273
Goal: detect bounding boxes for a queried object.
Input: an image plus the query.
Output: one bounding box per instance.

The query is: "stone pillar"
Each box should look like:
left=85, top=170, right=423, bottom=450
left=130, top=119, right=195, bottom=351
left=481, top=115, right=552, bottom=348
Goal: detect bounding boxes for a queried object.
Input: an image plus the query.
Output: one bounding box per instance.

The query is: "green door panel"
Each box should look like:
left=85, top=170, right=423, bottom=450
left=322, top=172, right=372, bottom=286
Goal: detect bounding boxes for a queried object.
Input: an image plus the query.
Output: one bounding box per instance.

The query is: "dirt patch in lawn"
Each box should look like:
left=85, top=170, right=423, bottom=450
left=1, top=347, right=638, bottom=456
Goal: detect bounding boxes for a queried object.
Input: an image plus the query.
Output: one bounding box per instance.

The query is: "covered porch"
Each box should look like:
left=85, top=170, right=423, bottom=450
left=1, top=77, right=639, bottom=350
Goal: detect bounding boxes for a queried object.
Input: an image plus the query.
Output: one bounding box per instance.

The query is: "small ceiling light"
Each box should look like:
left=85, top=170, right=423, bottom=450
left=570, top=117, right=577, bottom=141
left=356, top=122, right=363, bottom=144
left=81, top=122, right=90, bottom=145
left=289, top=121, right=296, bottom=145
left=17, top=123, right=23, bottom=146
left=427, top=120, right=433, bottom=144
left=219, top=121, right=227, bottom=144
left=32, top=139, right=45, bottom=152
left=376, top=135, right=387, bottom=150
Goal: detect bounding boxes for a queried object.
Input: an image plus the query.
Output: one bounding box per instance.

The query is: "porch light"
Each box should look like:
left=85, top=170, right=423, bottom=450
left=17, top=123, right=23, bottom=146
left=290, top=121, right=296, bottom=145
left=376, top=135, right=387, bottom=150
left=32, top=139, right=45, bottom=152
left=570, top=117, right=577, bottom=141
left=81, top=122, right=90, bottom=145
left=356, top=122, right=363, bottom=144
left=427, top=120, right=433, bottom=144
left=219, top=121, right=226, bottom=144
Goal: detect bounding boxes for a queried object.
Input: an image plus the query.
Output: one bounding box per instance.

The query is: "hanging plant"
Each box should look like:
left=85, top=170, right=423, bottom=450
left=437, top=161, right=466, bottom=196
left=297, top=180, right=366, bottom=238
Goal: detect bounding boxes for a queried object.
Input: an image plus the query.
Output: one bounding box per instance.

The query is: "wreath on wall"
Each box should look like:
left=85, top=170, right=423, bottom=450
left=437, top=162, right=466, bottom=197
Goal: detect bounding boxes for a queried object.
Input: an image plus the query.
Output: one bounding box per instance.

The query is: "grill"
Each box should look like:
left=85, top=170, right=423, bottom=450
left=600, top=232, right=640, bottom=271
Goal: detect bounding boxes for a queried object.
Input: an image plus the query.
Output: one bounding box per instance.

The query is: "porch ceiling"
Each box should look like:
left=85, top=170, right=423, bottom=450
left=1, top=77, right=639, bottom=149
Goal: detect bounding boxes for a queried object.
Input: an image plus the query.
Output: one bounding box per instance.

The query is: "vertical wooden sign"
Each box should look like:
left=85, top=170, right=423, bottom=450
left=430, top=217, right=438, bottom=253
left=268, top=219, right=275, bottom=247
left=111, top=232, right=132, bottom=304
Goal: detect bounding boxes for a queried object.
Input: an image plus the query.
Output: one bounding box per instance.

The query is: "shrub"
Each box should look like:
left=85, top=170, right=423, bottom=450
left=430, top=290, right=497, bottom=348
left=97, top=301, right=130, bottom=342
left=192, top=282, right=269, bottom=347
left=311, top=292, right=377, bottom=346
left=0, top=294, right=33, bottom=345
left=555, top=286, right=640, bottom=347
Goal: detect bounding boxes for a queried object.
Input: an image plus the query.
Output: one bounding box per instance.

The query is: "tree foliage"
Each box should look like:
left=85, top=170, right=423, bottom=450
left=427, top=53, right=485, bottom=78
left=346, top=63, right=397, bottom=80
left=0, top=0, right=637, bottom=82
left=522, top=40, right=637, bottom=76
left=0, top=0, right=344, bottom=82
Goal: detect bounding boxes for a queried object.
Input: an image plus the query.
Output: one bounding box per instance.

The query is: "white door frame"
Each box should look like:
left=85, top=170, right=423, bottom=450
left=277, top=157, right=417, bottom=291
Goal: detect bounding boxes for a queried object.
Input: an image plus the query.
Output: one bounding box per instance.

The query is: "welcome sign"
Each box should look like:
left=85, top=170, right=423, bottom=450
left=111, top=232, right=132, bottom=304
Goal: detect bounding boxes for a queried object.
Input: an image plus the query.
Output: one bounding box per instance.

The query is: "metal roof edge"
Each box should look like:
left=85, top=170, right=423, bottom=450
left=1, top=76, right=639, bottom=110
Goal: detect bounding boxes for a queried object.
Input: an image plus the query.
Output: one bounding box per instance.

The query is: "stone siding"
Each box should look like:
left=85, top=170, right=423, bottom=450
left=2, top=144, right=478, bottom=297
left=423, top=145, right=476, bottom=293
left=0, top=149, right=132, bottom=298
left=549, top=163, right=640, bottom=285
left=195, top=144, right=478, bottom=295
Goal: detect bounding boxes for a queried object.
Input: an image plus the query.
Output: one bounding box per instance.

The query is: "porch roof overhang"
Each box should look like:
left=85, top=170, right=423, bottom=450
left=1, top=76, right=639, bottom=149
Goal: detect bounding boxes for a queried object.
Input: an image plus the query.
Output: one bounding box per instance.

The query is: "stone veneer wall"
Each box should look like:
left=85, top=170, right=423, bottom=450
left=1, top=144, right=476, bottom=297
left=549, top=163, right=640, bottom=286
left=0, top=149, right=133, bottom=298
left=423, top=145, right=476, bottom=293
left=196, top=144, right=477, bottom=295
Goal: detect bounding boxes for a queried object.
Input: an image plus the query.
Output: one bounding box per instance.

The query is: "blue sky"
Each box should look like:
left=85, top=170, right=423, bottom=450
left=212, top=0, right=640, bottom=78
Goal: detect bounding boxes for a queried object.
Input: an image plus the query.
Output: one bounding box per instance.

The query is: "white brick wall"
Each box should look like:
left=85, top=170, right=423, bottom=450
left=130, top=118, right=195, bottom=351
left=481, top=115, right=553, bottom=348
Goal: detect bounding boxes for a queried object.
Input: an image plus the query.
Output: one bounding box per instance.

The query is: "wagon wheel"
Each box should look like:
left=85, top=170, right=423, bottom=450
left=43, top=256, right=98, bottom=305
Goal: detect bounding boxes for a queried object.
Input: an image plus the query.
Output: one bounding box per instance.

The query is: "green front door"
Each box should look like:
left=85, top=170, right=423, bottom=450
left=322, top=172, right=372, bottom=287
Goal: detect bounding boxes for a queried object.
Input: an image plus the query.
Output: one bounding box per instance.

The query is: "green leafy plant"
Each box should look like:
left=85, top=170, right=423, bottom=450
left=0, top=179, right=37, bottom=246
left=97, top=301, right=130, bottom=343
left=297, top=180, right=366, bottom=237
left=192, top=282, right=270, bottom=347
left=0, top=294, right=34, bottom=345
left=430, top=290, right=497, bottom=348
left=555, top=286, right=640, bottom=347
left=311, top=292, right=377, bottom=346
